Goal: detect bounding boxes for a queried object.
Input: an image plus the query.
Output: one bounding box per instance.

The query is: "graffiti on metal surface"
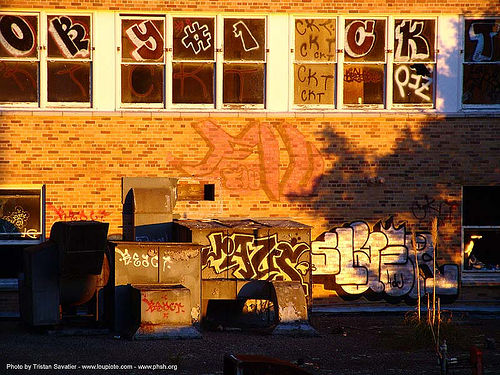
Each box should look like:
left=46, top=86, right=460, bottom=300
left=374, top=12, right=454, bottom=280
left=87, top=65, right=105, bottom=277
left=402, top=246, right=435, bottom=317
left=142, top=295, right=185, bottom=319
left=115, top=247, right=173, bottom=272
left=410, top=195, right=458, bottom=225
left=48, top=204, right=110, bottom=222
left=312, top=218, right=458, bottom=299
left=202, top=232, right=311, bottom=295
left=170, top=120, right=324, bottom=200
left=48, top=16, right=90, bottom=59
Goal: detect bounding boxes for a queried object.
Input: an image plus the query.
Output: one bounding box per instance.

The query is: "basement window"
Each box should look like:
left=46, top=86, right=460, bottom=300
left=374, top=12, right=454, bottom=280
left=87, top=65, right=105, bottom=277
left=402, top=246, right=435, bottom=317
left=462, top=186, right=500, bottom=284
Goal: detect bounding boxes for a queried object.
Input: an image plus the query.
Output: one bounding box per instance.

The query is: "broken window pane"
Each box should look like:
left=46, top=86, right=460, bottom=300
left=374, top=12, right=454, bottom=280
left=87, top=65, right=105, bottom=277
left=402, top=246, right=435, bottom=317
left=121, top=64, right=163, bottom=103
left=462, top=64, right=500, bottom=105
left=394, top=19, right=435, bottom=62
left=122, top=19, right=164, bottom=63
left=295, top=18, right=336, bottom=62
left=393, top=63, right=434, bottom=104
left=294, top=63, right=335, bottom=105
left=172, top=62, right=214, bottom=104
left=223, top=63, right=264, bottom=104
left=0, top=61, right=38, bottom=102
left=0, top=14, right=38, bottom=58
left=343, top=64, right=384, bottom=104
left=173, top=17, right=215, bottom=61
left=464, top=229, right=500, bottom=271
left=464, top=19, right=500, bottom=63
left=224, top=18, right=265, bottom=62
left=47, top=15, right=91, bottom=59
left=47, top=61, right=90, bottom=102
left=344, top=19, right=386, bottom=62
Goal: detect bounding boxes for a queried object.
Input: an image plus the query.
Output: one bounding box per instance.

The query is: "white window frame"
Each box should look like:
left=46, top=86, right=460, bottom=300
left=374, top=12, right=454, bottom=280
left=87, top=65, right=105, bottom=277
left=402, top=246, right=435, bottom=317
left=461, top=16, right=500, bottom=110
left=220, top=15, right=268, bottom=110
left=117, top=13, right=167, bottom=110
left=0, top=11, right=95, bottom=109
left=390, top=17, right=437, bottom=110
left=289, top=16, right=338, bottom=110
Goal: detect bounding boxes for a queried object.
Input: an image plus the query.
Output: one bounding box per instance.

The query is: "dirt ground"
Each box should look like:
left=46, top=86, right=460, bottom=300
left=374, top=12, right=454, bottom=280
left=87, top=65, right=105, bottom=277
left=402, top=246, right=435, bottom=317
left=1, top=312, right=499, bottom=375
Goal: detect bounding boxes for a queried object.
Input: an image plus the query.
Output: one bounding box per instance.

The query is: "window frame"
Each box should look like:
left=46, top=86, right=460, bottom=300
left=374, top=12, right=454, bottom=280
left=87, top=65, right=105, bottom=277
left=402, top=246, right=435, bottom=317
left=461, top=186, right=500, bottom=285
left=461, top=16, right=500, bottom=110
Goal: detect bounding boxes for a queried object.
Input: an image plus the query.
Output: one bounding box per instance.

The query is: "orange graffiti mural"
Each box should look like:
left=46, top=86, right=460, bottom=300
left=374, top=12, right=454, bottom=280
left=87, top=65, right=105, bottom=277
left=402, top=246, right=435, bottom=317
left=170, top=120, right=324, bottom=200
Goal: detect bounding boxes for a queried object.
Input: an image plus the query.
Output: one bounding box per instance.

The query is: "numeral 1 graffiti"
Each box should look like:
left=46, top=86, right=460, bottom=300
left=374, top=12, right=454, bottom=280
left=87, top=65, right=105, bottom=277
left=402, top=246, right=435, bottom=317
left=0, top=15, right=37, bottom=57
left=312, top=218, right=458, bottom=300
left=232, top=21, right=259, bottom=52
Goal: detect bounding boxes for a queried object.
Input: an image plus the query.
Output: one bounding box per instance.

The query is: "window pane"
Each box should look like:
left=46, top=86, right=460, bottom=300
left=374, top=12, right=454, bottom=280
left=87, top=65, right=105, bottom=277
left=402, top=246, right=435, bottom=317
left=464, top=229, right=500, bottom=271
left=0, top=191, right=41, bottom=240
left=121, top=64, right=163, bottom=103
left=294, top=63, right=335, bottom=105
left=122, top=19, right=164, bottom=63
left=47, top=15, right=91, bottom=59
left=295, top=18, right=336, bottom=62
left=463, top=64, right=500, bottom=105
left=223, top=63, right=264, bottom=104
left=463, top=186, right=500, bottom=226
left=344, top=19, right=386, bottom=62
left=173, top=17, right=214, bottom=61
left=343, top=64, right=384, bottom=104
left=0, top=14, right=38, bottom=58
left=173, top=62, right=214, bottom=104
left=464, top=19, right=500, bottom=63
left=224, top=18, right=265, bottom=61
left=393, top=63, right=434, bottom=104
left=0, top=61, right=38, bottom=102
left=47, top=61, right=90, bottom=102
left=394, top=19, right=435, bottom=62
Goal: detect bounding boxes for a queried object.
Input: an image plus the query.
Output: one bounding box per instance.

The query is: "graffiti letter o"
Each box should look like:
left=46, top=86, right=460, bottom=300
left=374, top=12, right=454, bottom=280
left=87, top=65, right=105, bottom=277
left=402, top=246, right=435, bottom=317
left=0, top=15, right=35, bottom=57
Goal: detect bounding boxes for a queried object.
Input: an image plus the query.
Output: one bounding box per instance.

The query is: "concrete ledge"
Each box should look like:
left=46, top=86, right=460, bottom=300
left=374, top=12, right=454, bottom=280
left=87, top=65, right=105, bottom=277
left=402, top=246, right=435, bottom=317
left=272, top=322, right=318, bottom=336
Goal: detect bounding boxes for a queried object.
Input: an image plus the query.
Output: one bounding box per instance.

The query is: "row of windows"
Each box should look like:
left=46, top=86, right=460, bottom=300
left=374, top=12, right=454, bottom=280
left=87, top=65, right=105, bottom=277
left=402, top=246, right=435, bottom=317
left=0, top=12, right=499, bottom=110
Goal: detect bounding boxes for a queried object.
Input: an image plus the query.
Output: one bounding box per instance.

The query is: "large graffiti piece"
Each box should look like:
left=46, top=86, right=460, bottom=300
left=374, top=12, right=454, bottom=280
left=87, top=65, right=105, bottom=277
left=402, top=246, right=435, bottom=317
left=170, top=120, right=324, bottom=201
left=202, top=232, right=311, bottom=295
left=312, top=218, right=458, bottom=300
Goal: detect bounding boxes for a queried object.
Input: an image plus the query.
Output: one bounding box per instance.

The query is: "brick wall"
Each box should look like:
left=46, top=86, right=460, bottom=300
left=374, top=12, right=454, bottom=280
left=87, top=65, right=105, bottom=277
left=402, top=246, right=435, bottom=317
left=2, top=0, right=499, bottom=15
left=1, top=112, right=499, bottom=260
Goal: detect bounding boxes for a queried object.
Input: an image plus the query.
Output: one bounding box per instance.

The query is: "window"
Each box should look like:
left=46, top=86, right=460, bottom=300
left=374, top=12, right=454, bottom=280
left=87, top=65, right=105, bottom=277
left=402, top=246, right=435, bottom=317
left=393, top=18, right=435, bottom=107
left=172, top=17, right=215, bottom=105
left=0, top=13, right=39, bottom=105
left=120, top=16, right=165, bottom=106
left=223, top=17, right=266, bottom=106
left=0, top=12, right=92, bottom=107
left=462, top=18, right=500, bottom=106
left=292, top=18, right=336, bottom=108
left=343, top=18, right=386, bottom=107
left=462, top=186, right=500, bottom=284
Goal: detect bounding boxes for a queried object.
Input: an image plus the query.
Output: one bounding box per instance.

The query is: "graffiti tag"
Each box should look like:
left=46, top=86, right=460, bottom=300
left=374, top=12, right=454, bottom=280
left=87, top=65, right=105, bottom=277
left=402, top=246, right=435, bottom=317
left=312, top=218, right=458, bottom=299
left=142, top=295, right=185, bottom=319
left=115, top=247, right=173, bottom=272
left=125, top=20, right=164, bottom=61
left=232, top=21, right=259, bottom=52
left=48, top=16, right=90, bottom=58
left=395, top=20, right=432, bottom=61
left=48, top=204, right=111, bottom=222
left=410, top=195, right=457, bottom=224
left=202, top=232, right=311, bottom=295
left=170, top=120, right=324, bottom=200
left=0, top=15, right=37, bottom=57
